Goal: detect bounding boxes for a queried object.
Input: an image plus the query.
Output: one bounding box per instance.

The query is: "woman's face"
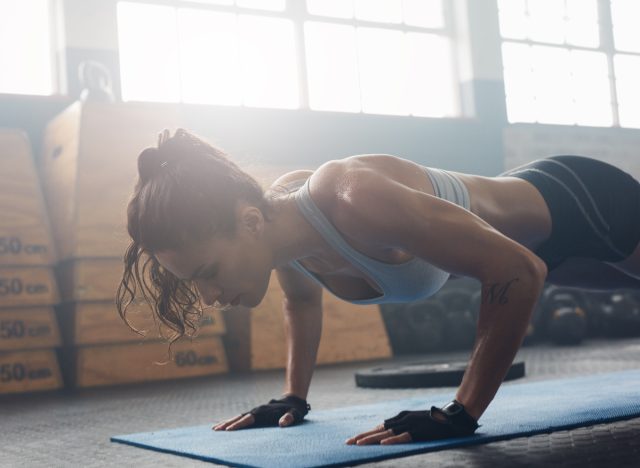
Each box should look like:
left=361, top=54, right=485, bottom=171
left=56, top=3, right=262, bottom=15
left=155, top=208, right=272, bottom=309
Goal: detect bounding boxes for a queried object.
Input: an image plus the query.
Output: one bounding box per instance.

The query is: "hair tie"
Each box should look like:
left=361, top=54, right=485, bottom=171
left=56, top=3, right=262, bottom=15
left=160, top=161, right=168, bottom=168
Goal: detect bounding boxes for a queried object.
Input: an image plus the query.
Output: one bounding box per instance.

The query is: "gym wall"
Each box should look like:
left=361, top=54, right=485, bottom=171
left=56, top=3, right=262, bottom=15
left=2, top=0, right=640, bottom=177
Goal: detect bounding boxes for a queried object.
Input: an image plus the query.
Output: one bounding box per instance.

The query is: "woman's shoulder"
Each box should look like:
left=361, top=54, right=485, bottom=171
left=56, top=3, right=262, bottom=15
left=269, top=169, right=315, bottom=189
left=310, top=154, right=432, bottom=201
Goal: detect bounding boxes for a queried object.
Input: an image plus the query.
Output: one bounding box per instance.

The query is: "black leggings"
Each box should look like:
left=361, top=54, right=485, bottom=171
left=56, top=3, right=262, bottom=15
left=502, top=155, right=640, bottom=272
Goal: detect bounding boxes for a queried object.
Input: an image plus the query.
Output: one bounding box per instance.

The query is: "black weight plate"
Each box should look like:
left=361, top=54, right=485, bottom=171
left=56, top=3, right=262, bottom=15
left=355, top=361, right=525, bottom=388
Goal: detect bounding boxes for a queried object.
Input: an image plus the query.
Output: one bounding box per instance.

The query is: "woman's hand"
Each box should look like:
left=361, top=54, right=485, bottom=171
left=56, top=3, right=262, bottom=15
left=213, top=395, right=311, bottom=431
left=345, top=422, right=412, bottom=445
left=346, top=402, right=479, bottom=445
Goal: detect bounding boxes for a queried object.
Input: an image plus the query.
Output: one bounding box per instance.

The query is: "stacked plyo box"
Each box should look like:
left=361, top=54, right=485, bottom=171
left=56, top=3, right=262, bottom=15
left=40, top=102, right=228, bottom=388
left=0, top=130, right=63, bottom=395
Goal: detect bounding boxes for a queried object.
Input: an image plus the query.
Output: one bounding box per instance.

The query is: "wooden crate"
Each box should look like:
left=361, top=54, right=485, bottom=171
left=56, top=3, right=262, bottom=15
left=0, top=307, right=61, bottom=351
left=0, top=349, right=63, bottom=394
left=0, top=129, right=57, bottom=266
left=0, top=267, right=59, bottom=307
left=223, top=273, right=392, bottom=371
left=60, top=336, right=228, bottom=388
left=57, top=258, right=124, bottom=302
left=57, top=301, right=225, bottom=345
left=40, top=102, right=182, bottom=260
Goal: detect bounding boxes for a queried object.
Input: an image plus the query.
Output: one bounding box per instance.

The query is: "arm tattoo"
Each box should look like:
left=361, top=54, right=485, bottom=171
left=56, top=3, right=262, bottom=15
left=481, top=278, right=520, bottom=305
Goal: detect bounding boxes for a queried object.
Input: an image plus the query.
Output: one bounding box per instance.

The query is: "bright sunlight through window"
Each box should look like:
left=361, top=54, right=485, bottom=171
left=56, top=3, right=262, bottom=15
left=499, top=0, right=640, bottom=128
left=304, top=0, right=456, bottom=117
left=118, top=0, right=456, bottom=117
left=0, top=0, right=54, bottom=95
left=117, top=1, right=298, bottom=109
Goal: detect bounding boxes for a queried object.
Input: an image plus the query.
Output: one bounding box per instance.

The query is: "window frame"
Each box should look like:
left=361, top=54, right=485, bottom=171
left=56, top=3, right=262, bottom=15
left=0, top=0, right=62, bottom=97
left=498, top=0, right=640, bottom=128
left=117, top=0, right=460, bottom=117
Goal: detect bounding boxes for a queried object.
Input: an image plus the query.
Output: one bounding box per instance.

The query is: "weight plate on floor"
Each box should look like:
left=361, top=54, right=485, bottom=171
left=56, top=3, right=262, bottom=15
left=355, top=360, right=525, bottom=388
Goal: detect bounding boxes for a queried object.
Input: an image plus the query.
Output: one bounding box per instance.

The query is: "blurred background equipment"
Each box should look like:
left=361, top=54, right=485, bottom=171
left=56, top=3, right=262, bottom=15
left=597, top=290, right=640, bottom=338
left=539, top=287, right=588, bottom=346
left=355, top=360, right=525, bottom=389
left=78, top=60, right=115, bottom=103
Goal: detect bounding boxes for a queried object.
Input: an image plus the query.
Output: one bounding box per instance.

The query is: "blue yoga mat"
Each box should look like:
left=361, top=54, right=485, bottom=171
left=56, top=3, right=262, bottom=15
left=112, top=370, right=640, bottom=468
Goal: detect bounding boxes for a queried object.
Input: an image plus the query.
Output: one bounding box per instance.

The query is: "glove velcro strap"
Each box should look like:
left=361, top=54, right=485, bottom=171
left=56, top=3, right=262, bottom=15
left=433, top=401, right=479, bottom=433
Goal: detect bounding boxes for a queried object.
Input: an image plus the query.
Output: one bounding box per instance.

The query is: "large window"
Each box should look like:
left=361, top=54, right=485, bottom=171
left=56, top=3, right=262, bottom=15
left=117, top=0, right=459, bottom=117
left=499, top=0, right=640, bottom=128
left=0, top=0, right=56, bottom=96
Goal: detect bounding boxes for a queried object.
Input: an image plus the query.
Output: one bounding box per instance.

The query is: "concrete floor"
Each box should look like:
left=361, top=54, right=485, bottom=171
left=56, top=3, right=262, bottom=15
left=2, top=338, right=640, bottom=467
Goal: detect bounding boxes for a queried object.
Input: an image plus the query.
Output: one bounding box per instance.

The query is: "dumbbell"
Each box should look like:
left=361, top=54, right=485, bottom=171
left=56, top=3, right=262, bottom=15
left=438, top=288, right=477, bottom=350
left=379, top=300, right=446, bottom=354
left=404, top=300, right=446, bottom=353
left=598, top=290, right=640, bottom=338
left=379, top=303, right=415, bottom=354
left=540, top=287, right=588, bottom=346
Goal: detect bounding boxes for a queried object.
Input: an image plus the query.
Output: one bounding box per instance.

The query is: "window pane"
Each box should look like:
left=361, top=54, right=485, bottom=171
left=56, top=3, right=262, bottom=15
left=528, top=0, right=564, bottom=44
left=0, top=0, right=54, bottom=95
left=118, top=2, right=180, bottom=103
left=502, top=42, right=537, bottom=123
left=357, top=27, right=407, bottom=115
left=355, top=0, right=402, bottom=24
left=498, top=0, right=599, bottom=46
left=306, top=0, right=354, bottom=19
left=570, top=50, right=611, bottom=126
left=611, top=0, right=640, bottom=53
left=406, top=33, right=456, bottom=117
left=304, top=22, right=360, bottom=112
left=186, top=0, right=234, bottom=5
left=565, top=0, right=599, bottom=47
left=497, top=0, right=528, bottom=40
left=236, top=0, right=285, bottom=12
left=238, top=15, right=299, bottom=109
left=502, top=43, right=612, bottom=125
left=531, top=46, right=574, bottom=124
left=403, top=0, right=444, bottom=29
left=615, top=54, right=640, bottom=128
left=178, top=9, right=241, bottom=105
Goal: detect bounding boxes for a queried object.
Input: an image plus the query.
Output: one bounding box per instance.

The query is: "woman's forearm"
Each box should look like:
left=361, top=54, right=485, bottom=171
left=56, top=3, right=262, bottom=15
left=455, top=264, right=546, bottom=421
left=282, top=298, right=323, bottom=400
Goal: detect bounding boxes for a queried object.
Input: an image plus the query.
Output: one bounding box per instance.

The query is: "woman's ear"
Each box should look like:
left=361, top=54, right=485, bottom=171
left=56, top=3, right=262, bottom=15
left=239, top=205, right=264, bottom=236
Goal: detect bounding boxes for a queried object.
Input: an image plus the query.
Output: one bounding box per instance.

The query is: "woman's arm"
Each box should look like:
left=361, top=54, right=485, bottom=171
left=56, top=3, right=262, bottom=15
left=321, top=166, right=547, bottom=422
left=276, top=264, right=324, bottom=402
left=455, top=263, right=544, bottom=419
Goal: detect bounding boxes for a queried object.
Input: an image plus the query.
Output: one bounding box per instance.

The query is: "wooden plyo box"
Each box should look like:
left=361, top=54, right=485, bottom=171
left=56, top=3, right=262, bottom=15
left=57, top=301, right=225, bottom=345
left=60, top=336, right=228, bottom=388
left=57, top=258, right=125, bottom=302
left=40, top=101, right=182, bottom=261
left=0, top=307, right=61, bottom=351
left=223, top=274, right=392, bottom=371
left=0, top=349, right=63, bottom=394
left=0, top=129, right=57, bottom=266
left=0, top=267, right=59, bottom=307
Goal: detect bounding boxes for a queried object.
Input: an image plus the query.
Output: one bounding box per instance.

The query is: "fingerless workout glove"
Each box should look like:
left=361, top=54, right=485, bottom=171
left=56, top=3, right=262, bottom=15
left=383, top=400, right=479, bottom=441
left=244, top=395, right=311, bottom=428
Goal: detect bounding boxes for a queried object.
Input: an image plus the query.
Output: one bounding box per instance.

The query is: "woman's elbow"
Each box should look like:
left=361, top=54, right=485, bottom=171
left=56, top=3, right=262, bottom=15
left=524, top=252, right=548, bottom=286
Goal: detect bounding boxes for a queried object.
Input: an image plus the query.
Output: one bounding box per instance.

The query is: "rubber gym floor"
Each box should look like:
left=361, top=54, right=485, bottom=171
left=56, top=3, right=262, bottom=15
left=2, top=338, right=640, bottom=468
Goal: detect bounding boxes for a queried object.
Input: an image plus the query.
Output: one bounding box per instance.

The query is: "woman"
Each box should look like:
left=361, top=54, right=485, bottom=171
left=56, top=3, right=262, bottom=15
left=117, top=129, right=640, bottom=445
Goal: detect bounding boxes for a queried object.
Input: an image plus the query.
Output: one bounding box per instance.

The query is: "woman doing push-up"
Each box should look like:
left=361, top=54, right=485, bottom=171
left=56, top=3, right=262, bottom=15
left=117, top=129, right=640, bottom=445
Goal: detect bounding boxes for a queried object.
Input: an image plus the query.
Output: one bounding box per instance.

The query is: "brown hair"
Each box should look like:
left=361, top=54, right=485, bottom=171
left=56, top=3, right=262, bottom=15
left=116, top=129, right=267, bottom=347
